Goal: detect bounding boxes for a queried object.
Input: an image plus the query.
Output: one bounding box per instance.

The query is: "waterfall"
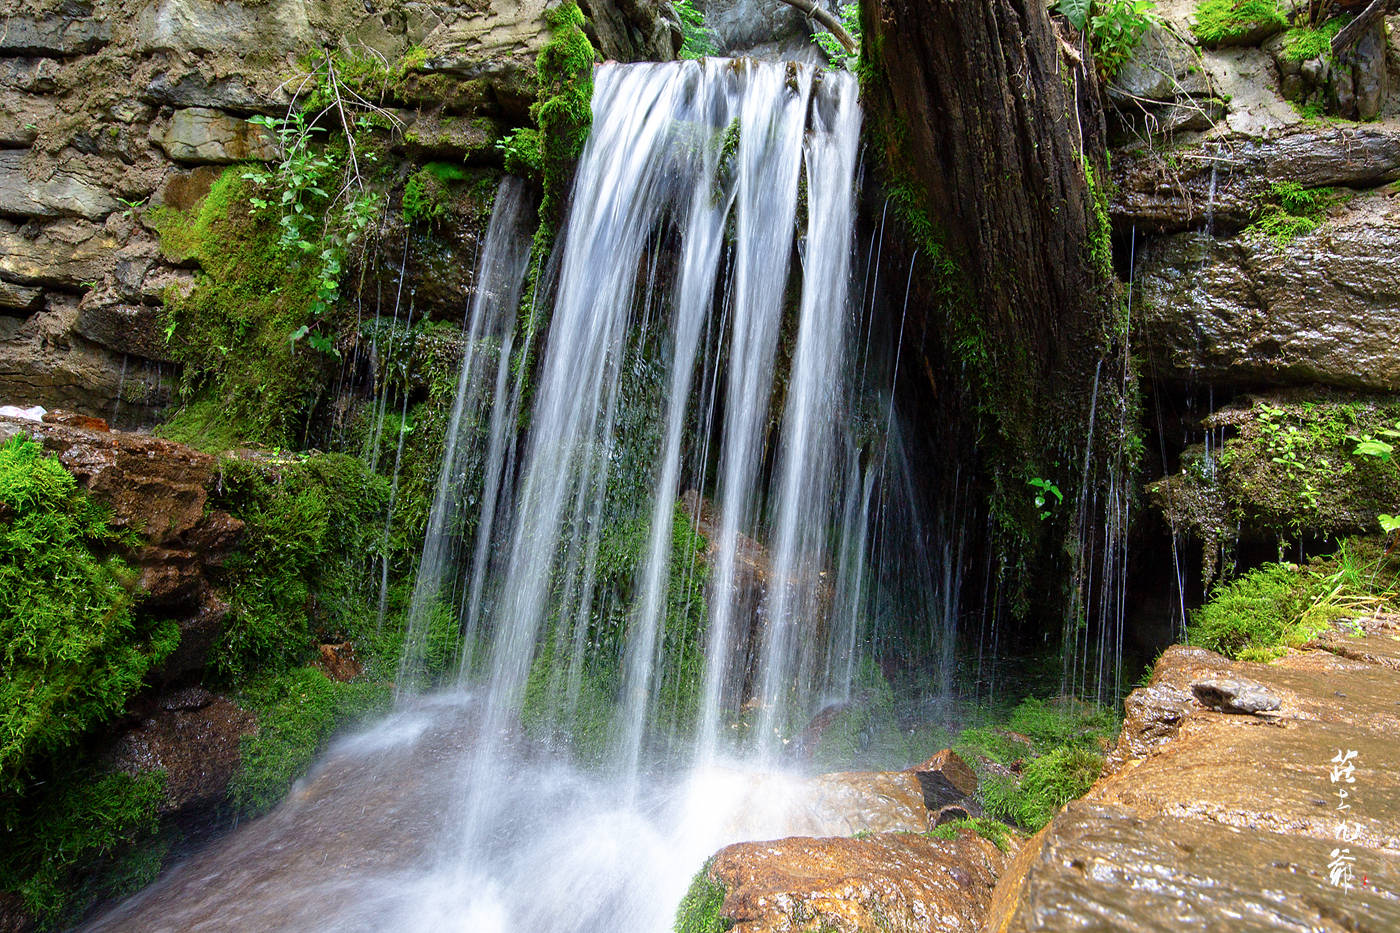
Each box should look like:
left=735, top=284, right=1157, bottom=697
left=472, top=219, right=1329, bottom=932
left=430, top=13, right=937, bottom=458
left=88, top=58, right=964, bottom=933
left=400, top=60, right=870, bottom=777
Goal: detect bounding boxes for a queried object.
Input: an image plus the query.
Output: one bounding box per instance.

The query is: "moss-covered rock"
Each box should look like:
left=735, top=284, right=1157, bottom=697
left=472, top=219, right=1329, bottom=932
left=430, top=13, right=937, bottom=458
left=1148, top=391, right=1400, bottom=581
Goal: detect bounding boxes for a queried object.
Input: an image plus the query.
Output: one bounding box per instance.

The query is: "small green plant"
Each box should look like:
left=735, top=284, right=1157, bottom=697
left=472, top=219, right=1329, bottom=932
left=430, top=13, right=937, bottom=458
left=813, top=3, right=860, bottom=71
left=673, top=0, right=718, bottom=59
left=1349, top=421, right=1400, bottom=532
left=1059, top=0, right=1160, bottom=79
left=496, top=127, right=543, bottom=178
left=1189, top=0, right=1286, bottom=47
left=1028, top=476, right=1063, bottom=520
left=401, top=161, right=471, bottom=225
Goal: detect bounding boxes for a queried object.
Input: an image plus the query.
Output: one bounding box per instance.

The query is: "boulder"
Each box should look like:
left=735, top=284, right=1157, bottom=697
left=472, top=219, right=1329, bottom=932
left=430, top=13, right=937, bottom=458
left=911, top=748, right=978, bottom=809
left=1112, top=126, right=1400, bottom=233
left=1190, top=676, right=1282, bottom=713
left=152, top=107, right=278, bottom=164
left=1108, top=26, right=1211, bottom=105
left=701, top=831, right=1015, bottom=933
left=0, top=279, right=42, bottom=311
left=1135, top=194, right=1400, bottom=391
left=988, top=620, right=1400, bottom=931
left=0, top=218, right=125, bottom=289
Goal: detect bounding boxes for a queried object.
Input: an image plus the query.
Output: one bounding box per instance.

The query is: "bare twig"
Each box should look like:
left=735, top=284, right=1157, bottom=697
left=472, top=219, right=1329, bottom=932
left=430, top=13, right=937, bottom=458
left=776, top=0, right=857, bottom=53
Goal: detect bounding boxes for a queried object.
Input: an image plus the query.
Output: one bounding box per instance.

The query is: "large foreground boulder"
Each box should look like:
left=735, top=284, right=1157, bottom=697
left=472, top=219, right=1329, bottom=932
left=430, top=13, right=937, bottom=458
left=987, top=624, right=1400, bottom=930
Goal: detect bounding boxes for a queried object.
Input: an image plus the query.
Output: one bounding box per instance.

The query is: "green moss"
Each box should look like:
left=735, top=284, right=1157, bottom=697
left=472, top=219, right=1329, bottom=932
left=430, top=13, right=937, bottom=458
left=533, top=0, right=597, bottom=236
left=207, top=452, right=392, bottom=683
left=0, top=766, right=166, bottom=928
left=1282, top=18, right=1344, bottom=62
left=0, top=434, right=178, bottom=797
left=228, top=666, right=391, bottom=818
left=982, top=744, right=1103, bottom=831
left=150, top=167, right=330, bottom=450
left=1190, top=0, right=1286, bottom=47
left=402, top=161, right=472, bottom=225
left=673, top=861, right=733, bottom=933
left=1244, top=181, right=1345, bottom=245
left=926, top=816, right=1017, bottom=851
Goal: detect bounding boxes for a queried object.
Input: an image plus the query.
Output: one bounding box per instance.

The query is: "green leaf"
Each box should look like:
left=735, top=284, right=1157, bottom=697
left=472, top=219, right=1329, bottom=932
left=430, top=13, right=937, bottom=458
left=1058, top=0, right=1092, bottom=31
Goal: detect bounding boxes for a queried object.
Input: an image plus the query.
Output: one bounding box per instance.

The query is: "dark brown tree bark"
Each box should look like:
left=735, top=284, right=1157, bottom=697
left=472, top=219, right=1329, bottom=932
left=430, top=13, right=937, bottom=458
left=864, top=0, right=1127, bottom=638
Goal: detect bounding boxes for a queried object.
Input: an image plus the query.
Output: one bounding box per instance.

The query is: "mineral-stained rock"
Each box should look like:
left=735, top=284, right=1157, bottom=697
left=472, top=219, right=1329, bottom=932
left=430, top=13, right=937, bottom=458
left=785, top=770, right=933, bottom=836
left=706, top=830, right=1014, bottom=933
left=74, top=291, right=176, bottom=362
left=988, top=622, right=1400, bottom=931
left=41, top=408, right=108, bottom=430
left=1112, top=126, right=1400, bottom=233
left=314, top=642, right=363, bottom=682
left=0, top=217, right=125, bottom=288
left=1135, top=195, right=1400, bottom=391
left=0, top=278, right=42, bottom=311
left=152, top=107, right=278, bottom=164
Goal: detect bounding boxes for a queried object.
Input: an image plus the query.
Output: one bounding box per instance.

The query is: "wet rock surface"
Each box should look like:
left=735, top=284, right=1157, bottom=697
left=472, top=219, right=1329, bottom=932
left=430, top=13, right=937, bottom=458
left=1134, top=194, right=1400, bottom=391
left=105, top=688, right=257, bottom=819
left=989, top=628, right=1400, bottom=930
left=705, top=830, right=1013, bottom=933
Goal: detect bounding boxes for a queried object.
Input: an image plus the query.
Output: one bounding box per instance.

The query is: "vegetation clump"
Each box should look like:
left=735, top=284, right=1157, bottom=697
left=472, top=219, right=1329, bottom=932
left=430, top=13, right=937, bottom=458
left=674, top=0, right=719, bottom=59
left=1245, top=180, right=1345, bottom=245
left=1282, top=18, right=1344, bottom=62
left=402, top=161, right=472, bottom=225
left=1188, top=538, right=1397, bottom=661
left=673, top=861, right=732, bottom=933
left=0, top=434, right=177, bottom=795
left=926, top=815, right=1017, bottom=851
left=955, top=696, right=1119, bottom=832
left=1190, top=0, right=1287, bottom=47
left=0, top=767, right=167, bottom=928
left=228, top=666, right=390, bottom=818
left=1059, top=0, right=1160, bottom=79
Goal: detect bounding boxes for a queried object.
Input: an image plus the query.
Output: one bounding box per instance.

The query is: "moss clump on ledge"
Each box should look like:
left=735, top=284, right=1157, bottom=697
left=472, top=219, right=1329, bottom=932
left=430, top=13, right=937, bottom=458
left=1148, top=392, right=1400, bottom=584
left=1281, top=18, right=1344, bottom=62
left=1189, top=0, right=1287, bottom=47
left=955, top=696, right=1119, bottom=833
left=673, top=861, right=733, bottom=933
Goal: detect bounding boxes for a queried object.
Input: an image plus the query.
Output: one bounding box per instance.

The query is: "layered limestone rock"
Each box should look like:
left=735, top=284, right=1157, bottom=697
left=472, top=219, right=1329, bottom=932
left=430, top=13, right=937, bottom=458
left=1135, top=193, right=1400, bottom=391
left=987, top=629, right=1400, bottom=930
left=0, top=0, right=676, bottom=421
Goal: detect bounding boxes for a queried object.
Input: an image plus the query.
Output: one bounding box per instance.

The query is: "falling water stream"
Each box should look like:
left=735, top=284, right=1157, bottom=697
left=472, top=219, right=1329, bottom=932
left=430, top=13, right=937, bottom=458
left=84, top=59, right=962, bottom=933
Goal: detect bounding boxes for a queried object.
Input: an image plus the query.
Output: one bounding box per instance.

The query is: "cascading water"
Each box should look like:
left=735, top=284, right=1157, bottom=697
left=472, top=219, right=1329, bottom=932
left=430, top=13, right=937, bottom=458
left=87, top=59, right=950, bottom=933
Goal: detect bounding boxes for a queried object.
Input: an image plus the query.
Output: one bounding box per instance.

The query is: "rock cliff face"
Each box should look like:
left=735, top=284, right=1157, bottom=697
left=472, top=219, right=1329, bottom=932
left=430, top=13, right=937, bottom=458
left=0, top=0, right=675, bottom=424
left=987, top=627, right=1400, bottom=930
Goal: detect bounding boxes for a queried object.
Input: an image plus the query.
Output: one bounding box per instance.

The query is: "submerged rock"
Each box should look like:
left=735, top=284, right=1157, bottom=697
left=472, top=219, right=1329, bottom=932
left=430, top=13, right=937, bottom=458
left=703, top=830, right=1014, bottom=933
left=988, top=625, right=1400, bottom=930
